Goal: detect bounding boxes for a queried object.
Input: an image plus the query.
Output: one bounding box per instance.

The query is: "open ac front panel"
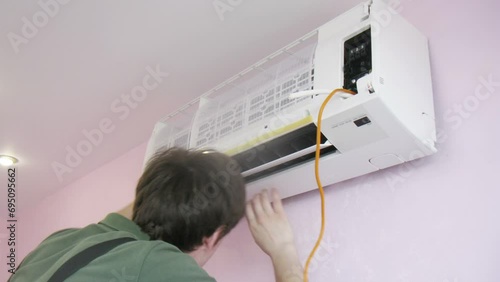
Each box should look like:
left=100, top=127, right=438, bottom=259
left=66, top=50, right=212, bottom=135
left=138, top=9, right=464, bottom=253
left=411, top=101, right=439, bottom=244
left=231, top=27, right=375, bottom=184
left=144, top=0, right=436, bottom=200
left=232, top=1, right=436, bottom=200
left=229, top=2, right=436, bottom=197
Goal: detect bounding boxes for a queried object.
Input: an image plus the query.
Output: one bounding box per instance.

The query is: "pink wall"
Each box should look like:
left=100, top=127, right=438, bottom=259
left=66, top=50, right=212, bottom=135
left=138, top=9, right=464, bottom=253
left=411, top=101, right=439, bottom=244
left=7, top=0, right=500, bottom=281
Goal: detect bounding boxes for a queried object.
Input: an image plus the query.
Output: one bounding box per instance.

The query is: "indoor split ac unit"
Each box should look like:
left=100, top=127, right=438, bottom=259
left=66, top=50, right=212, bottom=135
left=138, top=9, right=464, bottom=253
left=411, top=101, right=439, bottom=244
left=144, top=0, right=436, bottom=199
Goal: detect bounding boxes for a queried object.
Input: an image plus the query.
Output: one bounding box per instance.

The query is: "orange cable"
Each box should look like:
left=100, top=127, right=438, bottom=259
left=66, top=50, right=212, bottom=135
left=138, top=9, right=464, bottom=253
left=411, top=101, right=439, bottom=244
left=303, top=88, right=355, bottom=282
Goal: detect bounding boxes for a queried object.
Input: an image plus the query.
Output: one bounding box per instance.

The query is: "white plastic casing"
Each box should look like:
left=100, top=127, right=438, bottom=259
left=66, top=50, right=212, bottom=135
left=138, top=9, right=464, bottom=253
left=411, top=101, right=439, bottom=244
left=244, top=0, right=436, bottom=199
left=143, top=0, right=436, bottom=200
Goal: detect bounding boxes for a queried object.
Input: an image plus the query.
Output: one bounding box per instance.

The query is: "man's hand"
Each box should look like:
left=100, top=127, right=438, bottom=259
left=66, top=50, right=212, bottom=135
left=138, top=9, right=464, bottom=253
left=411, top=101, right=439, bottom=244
left=246, top=189, right=303, bottom=282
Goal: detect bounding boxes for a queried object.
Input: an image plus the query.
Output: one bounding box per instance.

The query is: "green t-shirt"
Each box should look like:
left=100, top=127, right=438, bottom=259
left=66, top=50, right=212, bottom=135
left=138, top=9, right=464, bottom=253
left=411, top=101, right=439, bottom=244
left=10, top=213, right=216, bottom=282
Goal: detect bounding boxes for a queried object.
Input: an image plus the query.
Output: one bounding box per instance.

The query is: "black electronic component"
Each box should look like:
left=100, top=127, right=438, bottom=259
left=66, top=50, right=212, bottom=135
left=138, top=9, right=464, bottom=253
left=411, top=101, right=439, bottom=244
left=343, top=28, right=372, bottom=92
left=353, top=116, right=371, bottom=127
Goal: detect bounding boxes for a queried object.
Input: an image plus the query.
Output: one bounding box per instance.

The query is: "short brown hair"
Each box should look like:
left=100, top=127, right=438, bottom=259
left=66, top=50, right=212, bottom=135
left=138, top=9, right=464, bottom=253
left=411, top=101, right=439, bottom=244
left=132, top=147, right=246, bottom=252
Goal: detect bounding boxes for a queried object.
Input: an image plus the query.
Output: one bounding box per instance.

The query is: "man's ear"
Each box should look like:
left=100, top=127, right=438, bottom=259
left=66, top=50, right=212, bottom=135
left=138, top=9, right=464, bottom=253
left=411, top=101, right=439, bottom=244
left=203, top=226, right=226, bottom=250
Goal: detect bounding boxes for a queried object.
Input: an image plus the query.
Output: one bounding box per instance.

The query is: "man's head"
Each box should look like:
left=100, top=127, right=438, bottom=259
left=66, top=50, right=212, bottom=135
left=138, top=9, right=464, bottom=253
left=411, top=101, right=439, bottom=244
left=132, top=147, right=246, bottom=265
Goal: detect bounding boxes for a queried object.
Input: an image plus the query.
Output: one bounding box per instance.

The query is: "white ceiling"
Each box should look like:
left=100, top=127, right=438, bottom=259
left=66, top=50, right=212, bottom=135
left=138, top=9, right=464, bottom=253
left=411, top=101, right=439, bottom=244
left=0, top=0, right=361, bottom=208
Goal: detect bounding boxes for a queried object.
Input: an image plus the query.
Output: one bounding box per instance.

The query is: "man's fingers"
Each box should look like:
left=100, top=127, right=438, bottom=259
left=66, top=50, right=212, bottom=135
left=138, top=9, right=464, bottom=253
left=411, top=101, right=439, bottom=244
left=271, top=189, right=285, bottom=215
left=248, top=189, right=279, bottom=223
left=251, top=192, right=265, bottom=217
left=245, top=202, right=256, bottom=223
left=261, top=190, right=275, bottom=215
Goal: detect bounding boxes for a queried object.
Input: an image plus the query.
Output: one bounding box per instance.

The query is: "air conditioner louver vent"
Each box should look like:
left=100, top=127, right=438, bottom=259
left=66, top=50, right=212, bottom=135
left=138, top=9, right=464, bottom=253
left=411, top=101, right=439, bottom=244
left=231, top=123, right=337, bottom=182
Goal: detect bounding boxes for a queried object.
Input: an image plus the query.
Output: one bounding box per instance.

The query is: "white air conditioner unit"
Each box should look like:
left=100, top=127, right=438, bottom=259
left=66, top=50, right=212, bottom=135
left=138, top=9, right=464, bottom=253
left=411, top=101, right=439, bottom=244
left=144, top=0, right=436, bottom=199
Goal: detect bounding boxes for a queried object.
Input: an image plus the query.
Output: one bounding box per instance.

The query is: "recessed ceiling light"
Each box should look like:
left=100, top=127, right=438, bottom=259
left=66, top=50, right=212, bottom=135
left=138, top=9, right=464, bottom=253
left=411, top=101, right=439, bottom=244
left=0, top=155, right=18, bottom=167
